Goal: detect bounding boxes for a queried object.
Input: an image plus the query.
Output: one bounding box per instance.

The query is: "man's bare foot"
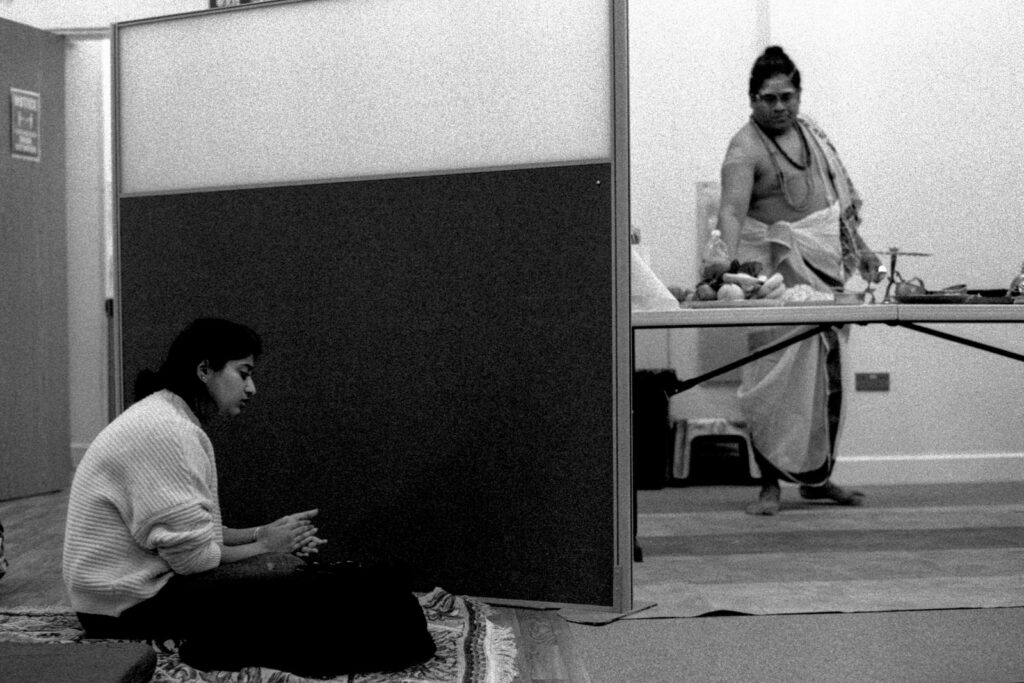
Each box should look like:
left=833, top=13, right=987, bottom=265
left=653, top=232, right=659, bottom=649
left=799, top=481, right=865, bottom=506
left=745, top=481, right=781, bottom=515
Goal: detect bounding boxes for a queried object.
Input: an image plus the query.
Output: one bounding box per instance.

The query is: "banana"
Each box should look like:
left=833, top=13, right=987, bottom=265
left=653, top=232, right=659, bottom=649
left=721, top=272, right=762, bottom=291
left=757, top=274, right=786, bottom=301
left=759, top=272, right=786, bottom=299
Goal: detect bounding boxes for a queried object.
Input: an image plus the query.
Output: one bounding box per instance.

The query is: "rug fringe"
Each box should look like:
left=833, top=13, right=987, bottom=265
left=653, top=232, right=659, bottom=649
left=0, top=605, right=73, bottom=615
left=483, top=619, right=518, bottom=683
left=459, top=598, right=518, bottom=683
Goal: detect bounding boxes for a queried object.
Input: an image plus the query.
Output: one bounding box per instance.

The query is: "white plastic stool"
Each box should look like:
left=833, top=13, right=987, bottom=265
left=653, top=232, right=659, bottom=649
left=672, top=417, right=760, bottom=481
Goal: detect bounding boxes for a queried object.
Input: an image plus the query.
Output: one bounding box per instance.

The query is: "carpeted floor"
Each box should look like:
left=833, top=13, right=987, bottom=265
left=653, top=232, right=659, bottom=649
left=632, top=483, right=1024, bottom=618
left=568, top=605, right=1024, bottom=683
left=558, top=482, right=1024, bottom=683
left=0, top=588, right=517, bottom=683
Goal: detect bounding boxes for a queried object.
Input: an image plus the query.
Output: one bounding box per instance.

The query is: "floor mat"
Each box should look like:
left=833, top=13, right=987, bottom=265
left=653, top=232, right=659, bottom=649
left=0, top=588, right=517, bottom=683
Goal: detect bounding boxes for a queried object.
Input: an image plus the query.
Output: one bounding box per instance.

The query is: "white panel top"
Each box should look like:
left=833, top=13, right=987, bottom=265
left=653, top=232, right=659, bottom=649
left=117, top=0, right=613, bottom=195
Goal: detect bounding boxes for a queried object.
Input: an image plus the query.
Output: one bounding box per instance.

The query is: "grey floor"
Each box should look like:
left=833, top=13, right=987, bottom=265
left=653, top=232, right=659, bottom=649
left=565, top=482, right=1024, bottom=683
left=3, top=483, right=1023, bottom=682
left=569, top=606, right=1024, bottom=683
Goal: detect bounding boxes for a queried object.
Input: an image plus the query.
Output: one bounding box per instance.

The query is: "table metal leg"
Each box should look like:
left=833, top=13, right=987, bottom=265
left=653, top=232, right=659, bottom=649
left=675, top=323, right=836, bottom=393
left=897, top=321, right=1024, bottom=363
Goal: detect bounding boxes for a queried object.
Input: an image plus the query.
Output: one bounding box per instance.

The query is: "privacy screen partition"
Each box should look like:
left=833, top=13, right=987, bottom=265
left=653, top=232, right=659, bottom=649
left=114, top=0, right=631, bottom=609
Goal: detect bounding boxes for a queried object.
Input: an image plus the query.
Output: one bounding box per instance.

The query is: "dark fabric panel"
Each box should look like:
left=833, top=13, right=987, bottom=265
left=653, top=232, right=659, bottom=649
left=119, top=164, right=615, bottom=606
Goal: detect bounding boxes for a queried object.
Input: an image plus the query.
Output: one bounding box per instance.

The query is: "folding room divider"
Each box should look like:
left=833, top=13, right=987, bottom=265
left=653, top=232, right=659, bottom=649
left=113, top=0, right=632, bottom=611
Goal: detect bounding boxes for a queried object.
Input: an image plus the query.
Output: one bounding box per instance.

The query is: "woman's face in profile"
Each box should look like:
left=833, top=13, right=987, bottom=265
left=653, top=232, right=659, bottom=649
left=205, top=356, right=257, bottom=417
left=751, top=74, right=800, bottom=134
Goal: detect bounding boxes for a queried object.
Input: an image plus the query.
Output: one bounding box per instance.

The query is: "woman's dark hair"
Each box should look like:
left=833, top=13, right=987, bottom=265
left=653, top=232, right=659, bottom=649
left=133, top=318, right=262, bottom=410
left=749, top=45, right=801, bottom=97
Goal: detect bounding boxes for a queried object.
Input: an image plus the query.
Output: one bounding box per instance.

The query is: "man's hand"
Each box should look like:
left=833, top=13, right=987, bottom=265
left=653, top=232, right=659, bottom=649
left=755, top=272, right=786, bottom=299
left=860, top=252, right=885, bottom=283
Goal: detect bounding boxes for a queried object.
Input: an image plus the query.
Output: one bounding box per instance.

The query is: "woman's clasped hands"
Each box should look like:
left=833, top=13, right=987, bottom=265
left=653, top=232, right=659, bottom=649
left=257, top=509, right=328, bottom=558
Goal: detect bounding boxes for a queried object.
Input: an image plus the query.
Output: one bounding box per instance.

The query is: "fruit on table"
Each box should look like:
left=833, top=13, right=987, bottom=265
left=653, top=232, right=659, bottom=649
left=722, top=272, right=763, bottom=294
left=758, top=272, right=785, bottom=298
left=695, top=260, right=772, bottom=301
left=736, top=260, right=763, bottom=277
left=717, top=283, right=745, bottom=300
left=701, top=261, right=731, bottom=282
left=696, top=283, right=717, bottom=300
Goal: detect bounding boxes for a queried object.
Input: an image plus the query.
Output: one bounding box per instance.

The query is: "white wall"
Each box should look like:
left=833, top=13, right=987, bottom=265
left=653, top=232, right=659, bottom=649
left=630, top=0, right=1024, bottom=483
left=0, top=1, right=202, bottom=30
left=0, top=1, right=207, bottom=466
left=6, top=0, right=1024, bottom=482
left=628, top=0, right=761, bottom=289
left=65, top=35, right=111, bottom=465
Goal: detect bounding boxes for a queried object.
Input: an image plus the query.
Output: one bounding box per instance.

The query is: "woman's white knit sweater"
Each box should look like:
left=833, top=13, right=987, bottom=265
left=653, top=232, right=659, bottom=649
left=63, top=390, right=224, bottom=616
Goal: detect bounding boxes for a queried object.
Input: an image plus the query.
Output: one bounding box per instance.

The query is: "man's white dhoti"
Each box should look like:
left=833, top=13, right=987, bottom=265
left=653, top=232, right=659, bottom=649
left=735, top=204, right=847, bottom=482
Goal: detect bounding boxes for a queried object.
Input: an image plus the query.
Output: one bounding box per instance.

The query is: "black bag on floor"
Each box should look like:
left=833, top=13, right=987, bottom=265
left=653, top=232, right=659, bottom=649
left=633, top=369, right=681, bottom=489
left=178, top=559, right=436, bottom=678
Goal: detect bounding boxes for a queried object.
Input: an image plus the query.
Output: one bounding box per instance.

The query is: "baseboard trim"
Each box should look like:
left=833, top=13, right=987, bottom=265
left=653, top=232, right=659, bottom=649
left=832, top=452, right=1024, bottom=486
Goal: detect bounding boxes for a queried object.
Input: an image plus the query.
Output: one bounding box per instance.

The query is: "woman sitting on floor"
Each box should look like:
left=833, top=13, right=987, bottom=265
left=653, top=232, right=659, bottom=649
left=62, top=317, right=435, bottom=676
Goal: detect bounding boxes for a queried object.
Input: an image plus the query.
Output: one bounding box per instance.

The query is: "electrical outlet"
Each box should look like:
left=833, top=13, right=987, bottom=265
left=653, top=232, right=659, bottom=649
left=855, top=372, right=890, bottom=392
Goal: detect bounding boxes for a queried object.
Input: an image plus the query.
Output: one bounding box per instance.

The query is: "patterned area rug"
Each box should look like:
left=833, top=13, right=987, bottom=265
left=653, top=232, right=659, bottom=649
left=0, top=588, right=516, bottom=683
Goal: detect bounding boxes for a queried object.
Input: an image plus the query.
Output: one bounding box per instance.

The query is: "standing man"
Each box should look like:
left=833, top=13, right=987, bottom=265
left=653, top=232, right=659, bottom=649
left=716, top=46, right=882, bottom=515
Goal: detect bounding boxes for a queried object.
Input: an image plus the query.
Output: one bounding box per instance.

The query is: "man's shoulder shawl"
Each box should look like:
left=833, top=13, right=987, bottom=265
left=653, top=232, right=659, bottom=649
left=799, top=116, right=866, bottom=278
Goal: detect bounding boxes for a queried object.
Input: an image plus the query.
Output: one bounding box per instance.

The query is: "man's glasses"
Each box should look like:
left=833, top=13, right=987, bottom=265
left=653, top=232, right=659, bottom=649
left=755, top=91, right=798, bottom=106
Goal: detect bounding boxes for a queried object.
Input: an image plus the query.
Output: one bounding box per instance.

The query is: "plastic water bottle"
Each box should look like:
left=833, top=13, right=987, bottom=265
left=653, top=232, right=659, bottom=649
left=702, top=229, right=730, bottom=268
left=1008, top=261, right=1024, bottom=297
left=700, top=229, right=731, bottom=280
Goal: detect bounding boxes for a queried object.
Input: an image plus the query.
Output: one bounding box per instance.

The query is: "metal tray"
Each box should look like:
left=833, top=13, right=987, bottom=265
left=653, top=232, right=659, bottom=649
left=895, top=293, right=970, bottom=304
